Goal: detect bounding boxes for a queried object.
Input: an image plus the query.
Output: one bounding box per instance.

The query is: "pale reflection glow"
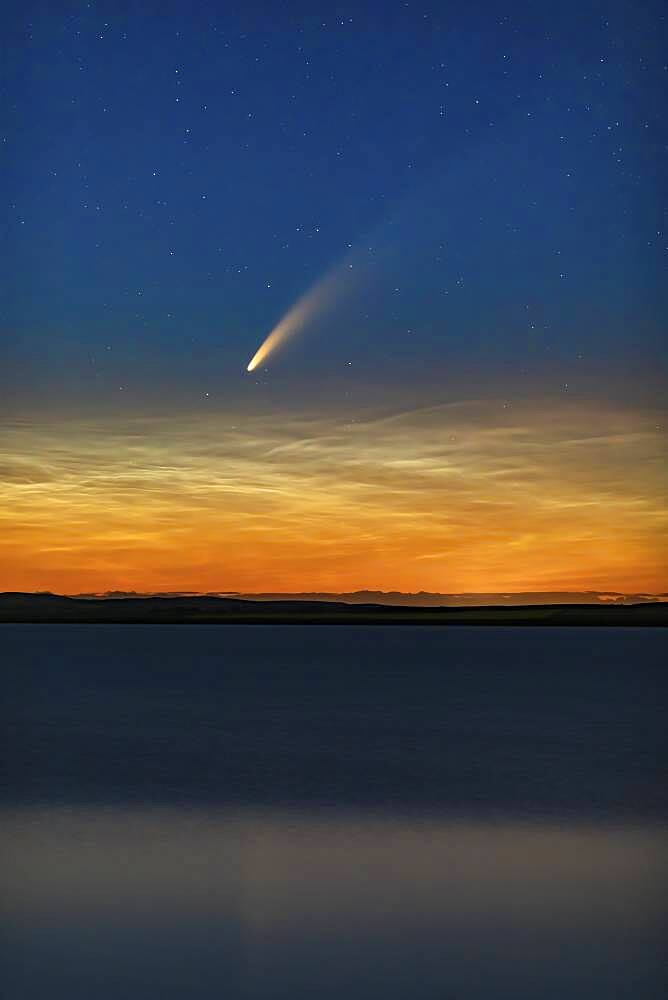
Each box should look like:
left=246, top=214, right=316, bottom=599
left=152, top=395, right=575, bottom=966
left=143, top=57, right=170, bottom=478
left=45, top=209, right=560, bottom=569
left=3, top=808, right=666, bottom=997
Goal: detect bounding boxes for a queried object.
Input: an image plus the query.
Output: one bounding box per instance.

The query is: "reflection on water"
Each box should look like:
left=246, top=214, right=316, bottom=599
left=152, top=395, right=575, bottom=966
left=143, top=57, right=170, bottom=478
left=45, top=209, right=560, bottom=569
left=2, top=808, right=667, bottom=998
left=3, top=809, right=668, bottom=998
left=1, top=625, right=667, bottom=997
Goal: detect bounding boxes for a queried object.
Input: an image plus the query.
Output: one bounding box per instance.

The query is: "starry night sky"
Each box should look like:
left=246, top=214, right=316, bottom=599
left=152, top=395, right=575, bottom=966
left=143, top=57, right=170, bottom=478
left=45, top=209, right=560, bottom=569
left=2, top=1, right=667, bottom=595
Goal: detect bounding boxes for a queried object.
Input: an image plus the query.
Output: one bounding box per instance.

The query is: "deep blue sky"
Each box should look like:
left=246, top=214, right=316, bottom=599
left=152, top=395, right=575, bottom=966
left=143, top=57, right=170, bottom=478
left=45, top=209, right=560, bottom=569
left=3, top=0, right=666, bottom=413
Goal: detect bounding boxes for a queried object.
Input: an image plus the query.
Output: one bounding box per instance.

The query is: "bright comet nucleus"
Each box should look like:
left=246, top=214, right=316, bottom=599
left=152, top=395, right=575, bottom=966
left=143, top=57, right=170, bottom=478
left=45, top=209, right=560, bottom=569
left=246, top=322, right=288, bottom=372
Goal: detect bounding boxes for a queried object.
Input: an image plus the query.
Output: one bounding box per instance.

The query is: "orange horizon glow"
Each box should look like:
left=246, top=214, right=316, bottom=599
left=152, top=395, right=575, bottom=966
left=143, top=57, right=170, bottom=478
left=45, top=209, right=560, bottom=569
left=1, top=400, right=666, bottom=596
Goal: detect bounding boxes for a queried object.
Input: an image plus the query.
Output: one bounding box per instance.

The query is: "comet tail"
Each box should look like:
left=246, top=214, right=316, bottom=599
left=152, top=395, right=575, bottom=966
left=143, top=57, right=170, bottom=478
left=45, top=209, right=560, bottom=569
left=245, top=250, right=358, bottom=372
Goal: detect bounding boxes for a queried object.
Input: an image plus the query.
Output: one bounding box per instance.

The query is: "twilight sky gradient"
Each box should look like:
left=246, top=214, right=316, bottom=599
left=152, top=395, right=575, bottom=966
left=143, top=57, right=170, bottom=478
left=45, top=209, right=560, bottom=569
left=2, top=1, right=667, bottom=594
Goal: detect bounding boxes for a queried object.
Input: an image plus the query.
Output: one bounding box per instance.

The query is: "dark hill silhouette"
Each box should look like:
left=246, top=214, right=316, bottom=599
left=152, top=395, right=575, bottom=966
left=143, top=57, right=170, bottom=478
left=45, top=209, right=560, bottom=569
left=0, top=592, right=666, bottom=626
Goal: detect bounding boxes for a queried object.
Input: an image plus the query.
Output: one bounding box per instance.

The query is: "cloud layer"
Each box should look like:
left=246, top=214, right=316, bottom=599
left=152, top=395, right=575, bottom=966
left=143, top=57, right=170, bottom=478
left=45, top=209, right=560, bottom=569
left=1, top=399, right=666, bottom=594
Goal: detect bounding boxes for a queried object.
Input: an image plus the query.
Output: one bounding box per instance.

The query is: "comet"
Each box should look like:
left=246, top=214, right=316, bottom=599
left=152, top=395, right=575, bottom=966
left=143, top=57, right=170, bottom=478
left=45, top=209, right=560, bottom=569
left=244, top=118, right=541, bottom=374
left=244, top=163, right=443, bottom=373
left=246, top=248, right=360, bottom=373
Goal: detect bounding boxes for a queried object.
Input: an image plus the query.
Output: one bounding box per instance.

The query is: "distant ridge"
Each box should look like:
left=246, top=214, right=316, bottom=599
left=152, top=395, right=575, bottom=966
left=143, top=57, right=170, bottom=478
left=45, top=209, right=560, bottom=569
left=70, top=589, right=667, bottom=607
left=1, top=592, right=666, bottom=627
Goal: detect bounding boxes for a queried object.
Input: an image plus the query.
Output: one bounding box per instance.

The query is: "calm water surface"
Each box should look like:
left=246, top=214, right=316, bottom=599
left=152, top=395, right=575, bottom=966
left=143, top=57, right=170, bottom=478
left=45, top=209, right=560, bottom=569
left=2, top=625, right=667, bottom=998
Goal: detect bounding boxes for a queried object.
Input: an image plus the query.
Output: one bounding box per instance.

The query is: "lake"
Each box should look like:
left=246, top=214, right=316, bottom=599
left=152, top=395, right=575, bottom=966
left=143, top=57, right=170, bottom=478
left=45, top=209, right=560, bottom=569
left=2, top=625, right=666, bottom=998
